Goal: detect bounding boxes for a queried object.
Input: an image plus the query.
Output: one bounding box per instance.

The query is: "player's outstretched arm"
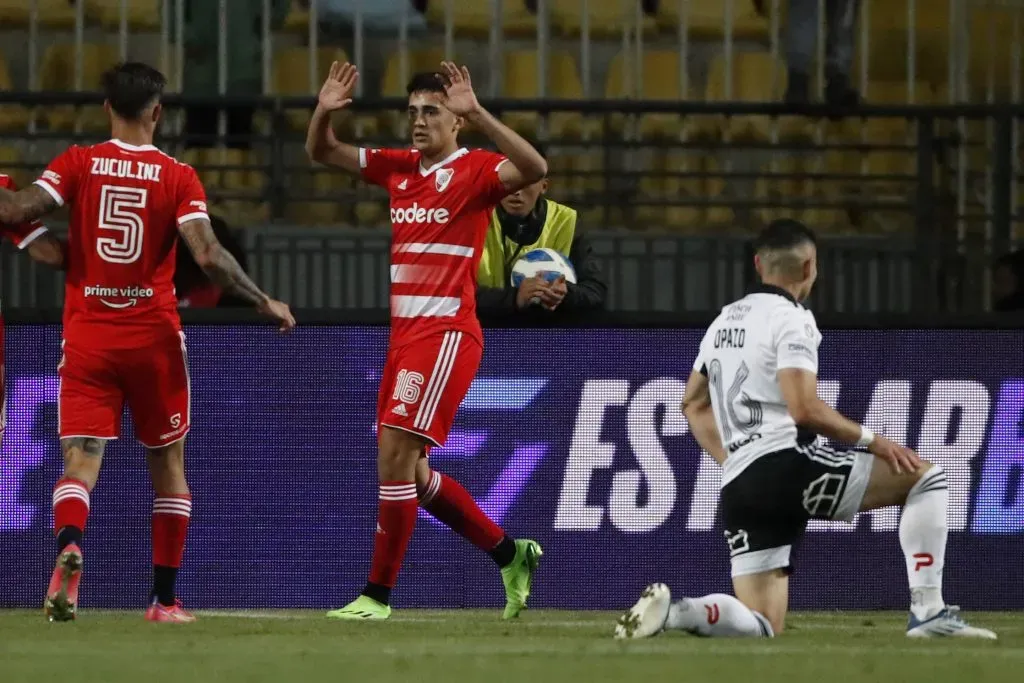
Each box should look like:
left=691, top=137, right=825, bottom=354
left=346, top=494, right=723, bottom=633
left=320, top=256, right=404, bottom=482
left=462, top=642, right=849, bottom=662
left=681, top=370, right=727, bottom=466
left=305, top=61, right=361, bottom=174
left=439, top=62, right=548, bottom=193
left=0, top=185, right=60, bottom=225
left=178, top=217, right=296, bottom=331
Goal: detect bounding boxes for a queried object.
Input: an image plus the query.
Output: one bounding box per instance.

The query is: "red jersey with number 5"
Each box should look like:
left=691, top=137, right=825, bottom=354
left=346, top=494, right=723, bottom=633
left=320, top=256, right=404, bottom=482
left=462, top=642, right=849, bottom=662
left=359, top=146, right=508, bottom=348
left=34, top=139, right=209, bottom=346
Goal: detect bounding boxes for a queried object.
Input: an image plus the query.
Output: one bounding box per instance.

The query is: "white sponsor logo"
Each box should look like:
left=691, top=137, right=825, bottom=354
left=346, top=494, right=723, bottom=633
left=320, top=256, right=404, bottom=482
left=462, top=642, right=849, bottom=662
left=390, top=202, right=450, bottom=225
left=392, top=403, right=408, bottom=417
left=84, top=285, right=154, bottom=309
left=190, top=200, right=207, bottom=212
left=90, top=157, right=163, bottom=183
left=435, top=168, right=454, bottom=192
left=397, top=178, right=408, bottom=190
left=42, top=170, right=61, bottom=186
left=553, top=378, right=989, bottom=534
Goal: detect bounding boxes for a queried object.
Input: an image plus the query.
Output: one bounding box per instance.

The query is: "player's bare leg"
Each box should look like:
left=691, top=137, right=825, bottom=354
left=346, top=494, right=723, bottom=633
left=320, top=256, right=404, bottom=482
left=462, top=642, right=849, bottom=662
left=415, top=457, right=543, bottom=619
left=858, top=460, right=996, bottom=639
left=46, top=437, right=105, bottom=621
left=327, top=426, right=423, bottom=620
left=144, top=439, right=195, bottom=623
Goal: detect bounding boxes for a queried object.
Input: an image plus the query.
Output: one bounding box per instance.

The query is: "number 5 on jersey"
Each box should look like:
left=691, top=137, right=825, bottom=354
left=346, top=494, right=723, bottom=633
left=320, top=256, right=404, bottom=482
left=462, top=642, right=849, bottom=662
left=98, top=184, right=147, bottom=264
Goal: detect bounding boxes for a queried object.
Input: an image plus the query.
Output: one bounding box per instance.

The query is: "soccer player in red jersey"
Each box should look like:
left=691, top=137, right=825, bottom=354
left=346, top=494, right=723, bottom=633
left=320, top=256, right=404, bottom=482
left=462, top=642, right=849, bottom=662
left=0, top=62, right=295, bottom=623
left=306, top=62, right=549, bottom=620
left=0, top=174, right=66, bottom=438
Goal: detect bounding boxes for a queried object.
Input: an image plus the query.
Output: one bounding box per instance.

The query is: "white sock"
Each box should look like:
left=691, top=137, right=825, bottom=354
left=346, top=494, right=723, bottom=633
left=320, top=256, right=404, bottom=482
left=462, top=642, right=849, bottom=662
left=665, top=594, right=772, bottom=637
left=899, top=465, right=948, bottom=621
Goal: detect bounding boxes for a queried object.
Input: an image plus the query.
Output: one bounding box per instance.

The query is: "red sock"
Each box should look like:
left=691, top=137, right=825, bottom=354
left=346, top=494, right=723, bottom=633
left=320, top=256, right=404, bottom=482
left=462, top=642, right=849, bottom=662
left=419, top=471, right=505, bottom=551
left=152, top=494, right=192, bottom=568
left=368, top=482, right=418, bottom=589
left=53, top=477, right=90, bottom=544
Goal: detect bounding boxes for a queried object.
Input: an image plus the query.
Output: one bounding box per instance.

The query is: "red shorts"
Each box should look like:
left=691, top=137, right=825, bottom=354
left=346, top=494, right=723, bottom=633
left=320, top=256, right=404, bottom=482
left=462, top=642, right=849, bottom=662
left=377, top=330, right=482, bottom=447
left=58, top=331, right=191, bottom=448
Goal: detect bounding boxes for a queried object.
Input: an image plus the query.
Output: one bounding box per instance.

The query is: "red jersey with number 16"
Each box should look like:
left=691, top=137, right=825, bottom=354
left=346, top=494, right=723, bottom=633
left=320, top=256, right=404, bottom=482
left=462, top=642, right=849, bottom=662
left=360, top=146, right=509, bottom=348
left=34, top=139, right=209, bottom=346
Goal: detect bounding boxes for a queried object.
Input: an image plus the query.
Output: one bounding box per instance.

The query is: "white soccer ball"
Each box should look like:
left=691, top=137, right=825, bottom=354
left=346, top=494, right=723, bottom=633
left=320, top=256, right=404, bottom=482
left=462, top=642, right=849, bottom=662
left=510, top=248, right=578, bottom=287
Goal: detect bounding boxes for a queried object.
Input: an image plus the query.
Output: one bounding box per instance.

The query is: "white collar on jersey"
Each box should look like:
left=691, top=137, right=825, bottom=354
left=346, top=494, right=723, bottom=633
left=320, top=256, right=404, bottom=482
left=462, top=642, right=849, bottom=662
left=419, top=147, right=468, bottom=177
left=110, top=139, right=158, bottom=152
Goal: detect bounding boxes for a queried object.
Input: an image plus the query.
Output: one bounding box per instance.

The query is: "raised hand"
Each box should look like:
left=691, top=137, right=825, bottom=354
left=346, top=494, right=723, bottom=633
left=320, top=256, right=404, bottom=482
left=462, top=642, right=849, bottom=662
left=318, top=61, right=358, bottom=112
left=439, top=61, right=481, bottom=117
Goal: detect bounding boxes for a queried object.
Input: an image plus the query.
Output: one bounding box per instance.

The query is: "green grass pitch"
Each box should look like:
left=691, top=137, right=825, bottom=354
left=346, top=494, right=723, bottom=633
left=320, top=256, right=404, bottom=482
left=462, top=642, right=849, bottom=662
left=0, top=610, right=1020, bottom=683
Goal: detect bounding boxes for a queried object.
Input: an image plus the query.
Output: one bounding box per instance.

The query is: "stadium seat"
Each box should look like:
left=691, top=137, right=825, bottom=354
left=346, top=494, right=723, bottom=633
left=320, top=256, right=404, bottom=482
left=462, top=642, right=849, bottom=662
left=0, top=147, right=26, bottom=187
left=87, top=0, right=160, bottom=29
left=282, top=0, right=310, bottom=32
left=706, top=51, right=808, bottom=141
left=0, top=56, right=29, bottom=132
left=756, top=156, right=850, bottom=233
left=40, top=43, right=120, bottom=131
left=424, top=0, right=535, bottom=36
left=0, top=0, right=84, bottom=26
left=501, top=50, right=595, bottom=139
left=656, top=0, right=769, bottom=41
left=379, top=47, right=452, bottom=136
left=604, top=50, right=717, bottom=140
left=549, top=0, right=658, bottom=37
left=271, top=47, right=378, bottom=136
left=0, top=0, right=29, bottom=24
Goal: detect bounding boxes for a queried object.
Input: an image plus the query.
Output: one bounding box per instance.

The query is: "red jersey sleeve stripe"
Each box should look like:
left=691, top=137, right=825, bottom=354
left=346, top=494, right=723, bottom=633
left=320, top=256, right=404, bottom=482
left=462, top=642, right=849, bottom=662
left=15, top=225, right=48, bottom=249
left=33, top=179, right=64, bottom=206
left=177, top=211, right=208, bottom=225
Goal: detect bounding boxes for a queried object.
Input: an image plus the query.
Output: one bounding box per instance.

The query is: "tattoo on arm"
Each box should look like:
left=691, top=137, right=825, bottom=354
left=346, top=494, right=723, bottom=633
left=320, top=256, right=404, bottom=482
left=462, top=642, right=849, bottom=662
left=178, top=218, right=268, bottom=306
left=0, top=185, right=60, bottom=225
left=61, top=437, right=106, bottom=458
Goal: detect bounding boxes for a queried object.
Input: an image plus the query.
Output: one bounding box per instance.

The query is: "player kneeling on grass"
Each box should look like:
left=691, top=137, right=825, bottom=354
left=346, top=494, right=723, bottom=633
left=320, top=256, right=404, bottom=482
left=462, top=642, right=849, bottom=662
left=615, top=220, right=997, bottom=641
left=0, top=62, right=295, bottom=623
left=306, top=62, right=547, bottom=620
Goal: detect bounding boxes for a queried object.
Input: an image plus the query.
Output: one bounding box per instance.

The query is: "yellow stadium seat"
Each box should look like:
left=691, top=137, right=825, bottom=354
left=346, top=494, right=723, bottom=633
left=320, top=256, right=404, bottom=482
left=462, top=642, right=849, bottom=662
left=706, top=51, right=809, bottom=141
left=549, top=0, right=657, bottom=37
left=756, top=156, right=850, bottom=233
left=502, top=50, right=594, bottom=139
left=379, top=47, right=453, bottom=136
left=657, top=0, right=769, bottom=41
left=0, top=0, right=29, bottom=24
left=87, top=0, right=160, bottom=29
left=0, top=0, right=83, bottom=26
left=425, top=0, right=535, bottom=35
left=282, top=0, right=310, bottom=32
left=0, top=56, right=29, bottom=132
left=272, top=47, right=365, bottom=135
left=604, top=50, right=716, bottom=140
left=0, top=147, right=26, bottom=187
left=40, top=43, right=120, bottom=131
left=180, top=148, right=220, bottom=190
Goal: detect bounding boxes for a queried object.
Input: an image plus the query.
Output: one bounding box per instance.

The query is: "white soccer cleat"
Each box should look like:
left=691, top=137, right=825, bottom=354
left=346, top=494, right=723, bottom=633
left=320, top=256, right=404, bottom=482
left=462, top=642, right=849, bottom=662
left=615, top=583, right=672, bottom=640
left=906, top=606, right=997, bottom=640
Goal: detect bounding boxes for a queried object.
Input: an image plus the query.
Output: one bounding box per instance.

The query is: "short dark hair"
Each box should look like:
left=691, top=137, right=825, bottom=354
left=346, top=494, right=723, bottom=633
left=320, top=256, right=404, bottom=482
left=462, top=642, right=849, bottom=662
left=753, top=218, right=817, bottom=253
left=406, top=71, right=447, bottom=96
left=102, top=62, right=166, bottom=121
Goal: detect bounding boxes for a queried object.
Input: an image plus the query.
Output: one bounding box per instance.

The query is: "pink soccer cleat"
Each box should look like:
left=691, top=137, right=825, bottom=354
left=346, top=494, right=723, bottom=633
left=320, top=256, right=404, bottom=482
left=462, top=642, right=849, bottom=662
left=45, top=543, right=83, bottom=622
left=144, top=599, right=197, bottom=623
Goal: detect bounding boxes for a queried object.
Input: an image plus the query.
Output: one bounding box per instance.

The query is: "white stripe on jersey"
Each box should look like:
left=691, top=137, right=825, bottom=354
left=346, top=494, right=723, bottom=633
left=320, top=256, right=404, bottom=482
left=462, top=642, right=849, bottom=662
left=394, top=242, right=475, bottom=258
left=391, top=295, right=461, bottom=318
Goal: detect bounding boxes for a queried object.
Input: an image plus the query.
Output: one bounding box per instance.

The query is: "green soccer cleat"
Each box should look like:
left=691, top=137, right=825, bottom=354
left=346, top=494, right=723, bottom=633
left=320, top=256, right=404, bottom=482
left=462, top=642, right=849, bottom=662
left=500, top=539, right=543, bottom=620
left=325, top=595, right=392, bottom=621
